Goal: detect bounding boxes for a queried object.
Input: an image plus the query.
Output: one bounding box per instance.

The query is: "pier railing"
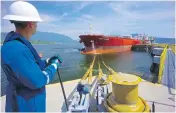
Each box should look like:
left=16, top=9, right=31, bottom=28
left=158, top=45, right=168, bottom=83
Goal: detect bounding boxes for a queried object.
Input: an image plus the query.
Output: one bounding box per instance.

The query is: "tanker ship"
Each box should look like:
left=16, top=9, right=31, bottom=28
left=79, top=34, right=147, bottom=54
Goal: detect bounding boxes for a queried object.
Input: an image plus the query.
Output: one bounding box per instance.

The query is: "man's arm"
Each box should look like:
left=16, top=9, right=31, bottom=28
left=10, top=48, right=57, bottom=89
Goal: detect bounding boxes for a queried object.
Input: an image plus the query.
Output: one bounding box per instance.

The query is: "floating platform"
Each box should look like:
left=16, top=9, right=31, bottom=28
left=1, top=77, right=175, bottom=112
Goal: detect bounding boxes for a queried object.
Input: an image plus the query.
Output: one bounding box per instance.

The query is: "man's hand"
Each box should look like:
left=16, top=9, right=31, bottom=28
left=51, top=59, right=62, bottom=68
left=46, top=55, right=63, bottom=67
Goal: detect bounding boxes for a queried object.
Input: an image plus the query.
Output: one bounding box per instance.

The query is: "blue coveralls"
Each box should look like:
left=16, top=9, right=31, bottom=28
left=1, top=31, right=57, bottom=112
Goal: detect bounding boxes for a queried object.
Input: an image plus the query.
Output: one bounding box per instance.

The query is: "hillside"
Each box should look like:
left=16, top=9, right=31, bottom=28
left=1, top=31, right=79, bottom=44
left=31, top=31, right=78, bottom=43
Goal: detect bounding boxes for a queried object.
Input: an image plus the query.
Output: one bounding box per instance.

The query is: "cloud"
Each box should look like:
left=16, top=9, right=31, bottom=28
left=108, top=2, right=136, bottom=16
left=40, top=14, right=59, bottom=23
left=37, top=13, right=96, bottom=40
left=3, top=2, right=173, bottom=39
left=1, top=13, right=60, bottom=32
left=76, top=2, right=92, bottom=12
left=1, top=2, right=15, bottom=32
left=108, top=1, right=174, bottom=21
left=1, top=7, right=8, bottom=18
left=1, top=21, right=15, bottom=32
left=82, top=14, right=93, bottom=20
left=37, top=23, right=61, bottom=34
left=54, top=2, right=92, bottom=19
left=62, top=12, right=68, bottom=17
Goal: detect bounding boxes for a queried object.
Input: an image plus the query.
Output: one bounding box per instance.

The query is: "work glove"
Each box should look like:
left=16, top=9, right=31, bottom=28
left=46, top=54, right=63, bottom=67
left=51, top=59, right=62, bottom=68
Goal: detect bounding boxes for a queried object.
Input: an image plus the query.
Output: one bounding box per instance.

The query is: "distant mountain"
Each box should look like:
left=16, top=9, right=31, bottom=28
left=31, top=31, right=78, bottom=43
left=1, top=31, right=79, bottom=44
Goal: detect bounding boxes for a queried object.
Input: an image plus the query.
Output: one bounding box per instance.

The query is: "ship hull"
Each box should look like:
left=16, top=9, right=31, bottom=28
left=79, top=35, right=142, bottom=55
left=81, top=46, right=132, bottom=54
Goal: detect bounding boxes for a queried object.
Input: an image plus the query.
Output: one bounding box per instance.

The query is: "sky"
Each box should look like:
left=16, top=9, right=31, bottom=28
left=1, top=1, right=175, bottom=40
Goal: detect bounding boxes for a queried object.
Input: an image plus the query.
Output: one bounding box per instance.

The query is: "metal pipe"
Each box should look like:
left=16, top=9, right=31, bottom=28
left=57, top=68, right=69, bottom=111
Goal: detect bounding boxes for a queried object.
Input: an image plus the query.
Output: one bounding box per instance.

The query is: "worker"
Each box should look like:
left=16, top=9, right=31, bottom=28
left=1, top=1, right=62, bottom=112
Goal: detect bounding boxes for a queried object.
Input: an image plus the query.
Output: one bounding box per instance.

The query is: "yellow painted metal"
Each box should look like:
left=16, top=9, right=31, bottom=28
left=108, top=73, right=141, bottom=104
left=158, top=45, right=168, bottom=83
left=107, top=94, right=144, bottom=112
left=112, top=84, right=139, bottom=104
left=104, top=93, right=150, bottom=112
left=108, top=73, right=142, bottom=85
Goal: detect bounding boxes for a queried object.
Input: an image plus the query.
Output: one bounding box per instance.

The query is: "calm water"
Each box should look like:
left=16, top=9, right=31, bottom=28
left=1, top=43, right=154, bottom=96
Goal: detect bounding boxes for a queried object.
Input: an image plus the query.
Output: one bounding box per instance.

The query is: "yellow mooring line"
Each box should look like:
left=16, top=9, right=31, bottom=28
left=97, top=55, right=117, bottom=84
left=100, top=55, right=117, bottom=75
left=81, top=54, right=121, bottom=84
left=98, top=62, right=103, bottom=80
left=81, top=56, right=96, bottom=84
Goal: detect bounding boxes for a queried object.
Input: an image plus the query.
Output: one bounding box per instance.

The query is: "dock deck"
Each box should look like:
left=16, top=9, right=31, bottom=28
left=1, top=78, right=175, bottom=112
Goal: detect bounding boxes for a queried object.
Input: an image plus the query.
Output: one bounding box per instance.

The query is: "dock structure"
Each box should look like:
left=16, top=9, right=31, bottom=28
left=131, top=43, right=173, bottom=53
left=150, top=45, right=165, bottom=75
left=1, top=77, right=175, bottom=112
left=150, top=44, right=175, bottom=88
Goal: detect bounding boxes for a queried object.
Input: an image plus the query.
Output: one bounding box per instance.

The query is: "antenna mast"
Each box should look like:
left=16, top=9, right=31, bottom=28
left=89, top=21, right=92, bottom=34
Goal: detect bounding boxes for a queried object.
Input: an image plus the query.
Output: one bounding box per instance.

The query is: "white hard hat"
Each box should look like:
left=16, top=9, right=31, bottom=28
left=3, top=1, right=43, bottom=22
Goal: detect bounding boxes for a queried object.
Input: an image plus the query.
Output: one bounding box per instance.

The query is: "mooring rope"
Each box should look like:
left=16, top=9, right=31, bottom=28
left=100, top=54, right=117, bottom=75
left=81, top=55, right=96, bottom=83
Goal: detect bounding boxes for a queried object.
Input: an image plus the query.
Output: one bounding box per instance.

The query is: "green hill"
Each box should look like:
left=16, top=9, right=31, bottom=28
left=1, top=31, right=79, bottom=44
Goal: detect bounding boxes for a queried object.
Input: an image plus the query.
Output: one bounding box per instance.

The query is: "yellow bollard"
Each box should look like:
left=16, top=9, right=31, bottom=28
left=109, top=73, right=141, bottom=104
left=104, top=73, right=150, bottom=112
left=104, top=93, right=150, bottom=112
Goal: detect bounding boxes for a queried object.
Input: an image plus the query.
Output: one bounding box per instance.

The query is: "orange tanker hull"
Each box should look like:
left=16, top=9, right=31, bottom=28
left=79, top=34, right=142, bottom=55
left=81, top=46, right=132, bottom=54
